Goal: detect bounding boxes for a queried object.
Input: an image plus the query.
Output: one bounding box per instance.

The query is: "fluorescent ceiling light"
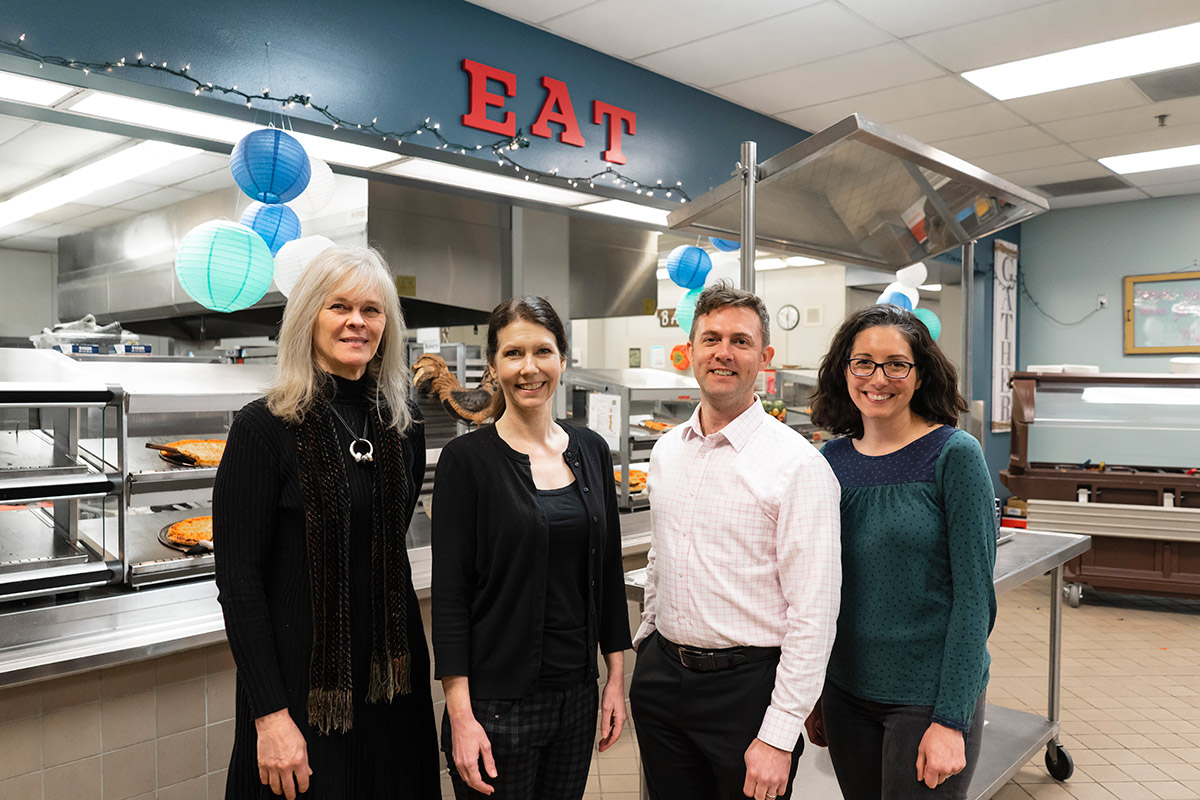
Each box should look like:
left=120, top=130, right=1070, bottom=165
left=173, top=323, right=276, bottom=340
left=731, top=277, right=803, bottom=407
left=1099, top=144, right=1200, bottom=175
left=1081, top=387, right=1200, bottom=405
left=0, top=140, right=200, bottom=230
left=383, top=157, right=595, bottom=206
left=755, top=258, right=787, bottom=271
left=577, top=199, right=670, bottom=226
left=785, top=256, right=824, bottom=267
left=67, top=92, right=399, bottom=168
left=0, top=70, right=77, bottom=106
left=962, top=21, right=1200, bottom=100
left=918, top=283, right=942, bottom=292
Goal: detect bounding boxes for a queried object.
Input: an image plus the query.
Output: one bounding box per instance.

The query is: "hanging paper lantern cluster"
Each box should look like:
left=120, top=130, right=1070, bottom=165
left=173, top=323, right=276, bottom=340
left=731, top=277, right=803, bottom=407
left=709, top=237, right=740, bottom=252
left=274, top=235, right=337, bottom=298
left=704, top=253, right=741, bottom=289
left=287, top=157, right=336, bottom=219
left=674, top=286, right=704, bottom=337
left=175, top=220, right=275, bottom=312
left=913, top=308, right=942, bottom=341
left=877, top=262, right=927, bottom=310
left=666, top=245, right=711, bottom=289
left=230, top=128, right=311, bottom=203
left=240, top=202, right=302, bottom=255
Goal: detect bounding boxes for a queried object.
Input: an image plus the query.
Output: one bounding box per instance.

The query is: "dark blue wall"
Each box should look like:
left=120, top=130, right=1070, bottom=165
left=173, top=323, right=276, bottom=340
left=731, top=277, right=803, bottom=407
left=7, top=0, right=809, bottom=197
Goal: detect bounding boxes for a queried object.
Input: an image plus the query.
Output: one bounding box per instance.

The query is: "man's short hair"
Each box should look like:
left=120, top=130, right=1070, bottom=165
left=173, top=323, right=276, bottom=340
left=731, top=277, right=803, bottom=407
left=690, top=281, right=771, bottom=347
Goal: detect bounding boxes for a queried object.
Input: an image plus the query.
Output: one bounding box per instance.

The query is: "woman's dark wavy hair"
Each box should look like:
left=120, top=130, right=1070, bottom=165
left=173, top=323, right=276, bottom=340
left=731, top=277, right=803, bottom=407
left=485, top=295, right=569, bottom=417
left=810, top=304, right=967, bottom=438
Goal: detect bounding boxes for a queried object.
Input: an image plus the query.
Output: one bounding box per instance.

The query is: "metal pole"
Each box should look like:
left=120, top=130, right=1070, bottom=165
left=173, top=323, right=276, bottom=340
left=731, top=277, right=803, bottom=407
left=740, top=141, right=757, bottom=294
left=1048, top=564, right=1063, bottom=729
left=960, top=241, right=975, bottom=429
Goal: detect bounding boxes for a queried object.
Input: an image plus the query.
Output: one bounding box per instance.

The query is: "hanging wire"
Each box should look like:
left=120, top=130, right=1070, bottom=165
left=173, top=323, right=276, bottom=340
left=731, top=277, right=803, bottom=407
left=1018, top=272, right=1101, bottom=326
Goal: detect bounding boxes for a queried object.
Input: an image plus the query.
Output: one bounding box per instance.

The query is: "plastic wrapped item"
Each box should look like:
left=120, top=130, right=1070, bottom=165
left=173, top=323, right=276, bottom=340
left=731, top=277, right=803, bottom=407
left=30, top=314, right=140, bottom=351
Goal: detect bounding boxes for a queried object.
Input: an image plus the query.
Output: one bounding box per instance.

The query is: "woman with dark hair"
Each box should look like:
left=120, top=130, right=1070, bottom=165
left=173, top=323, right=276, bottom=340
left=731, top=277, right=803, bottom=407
left=214, top=246, right=440, bottom=799
left=431, top=296, right=632, bottom=799
left=805, top=303, right=997, bottom=800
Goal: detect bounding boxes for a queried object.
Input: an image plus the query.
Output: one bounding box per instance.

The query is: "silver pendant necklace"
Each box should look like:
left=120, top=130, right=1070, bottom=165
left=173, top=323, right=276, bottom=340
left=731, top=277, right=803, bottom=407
left=329, top=405, right=374, bottom=464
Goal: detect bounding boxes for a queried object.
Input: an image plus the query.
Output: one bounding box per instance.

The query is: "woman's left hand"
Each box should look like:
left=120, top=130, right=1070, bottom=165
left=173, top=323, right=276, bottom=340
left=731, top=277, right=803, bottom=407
left=598, top=675, right=627, bottom=751
left=915, top=722, right=966, bottom=789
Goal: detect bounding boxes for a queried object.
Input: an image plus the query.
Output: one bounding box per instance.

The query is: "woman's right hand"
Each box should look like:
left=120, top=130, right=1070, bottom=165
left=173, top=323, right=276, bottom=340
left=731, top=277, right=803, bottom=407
left=804, top=695, right=828, bottom=748
left=255, top=709, right=312, bottom=799
left=450, top=713, right=498, bottom=795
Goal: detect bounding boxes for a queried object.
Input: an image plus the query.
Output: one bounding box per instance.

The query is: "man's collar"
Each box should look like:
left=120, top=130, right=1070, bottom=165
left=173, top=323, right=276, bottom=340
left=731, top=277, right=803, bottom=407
left=679, top=397, right=767, bottom=451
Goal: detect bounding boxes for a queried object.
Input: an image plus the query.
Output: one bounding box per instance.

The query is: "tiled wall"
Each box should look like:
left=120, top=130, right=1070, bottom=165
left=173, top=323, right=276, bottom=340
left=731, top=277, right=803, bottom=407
left=0, top=551, right=648, bottom=800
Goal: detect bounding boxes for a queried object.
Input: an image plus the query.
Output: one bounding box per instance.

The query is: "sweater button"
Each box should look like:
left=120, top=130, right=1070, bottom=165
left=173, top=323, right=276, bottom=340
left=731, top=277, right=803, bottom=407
left=590, top=548, right=596, bottom=554
left=592, top=516, right=598, bottom=522
left=575, top=461, right=580, bottom=467
left=583, top=486, right=589, bottom=493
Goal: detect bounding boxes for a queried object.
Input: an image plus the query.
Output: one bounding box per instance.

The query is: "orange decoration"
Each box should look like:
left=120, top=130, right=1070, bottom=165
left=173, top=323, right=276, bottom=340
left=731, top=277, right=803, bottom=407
left=669, top=344, right=690, bottom=371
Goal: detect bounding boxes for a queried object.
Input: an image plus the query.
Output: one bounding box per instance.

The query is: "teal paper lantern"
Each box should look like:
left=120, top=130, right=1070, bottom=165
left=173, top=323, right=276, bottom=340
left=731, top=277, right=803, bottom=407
left=175, top=220, right=275, bottom=312
left=230, top=128, right=311, bottom=204
left=709, top=237, right=740, bottom=252
left=913, top=308, right=941, bottom=341
left=666, top=245, right=712, bottom=289
left=674, top=286, right=704, bottom=337
left=241, top=201, right=301, bottom=254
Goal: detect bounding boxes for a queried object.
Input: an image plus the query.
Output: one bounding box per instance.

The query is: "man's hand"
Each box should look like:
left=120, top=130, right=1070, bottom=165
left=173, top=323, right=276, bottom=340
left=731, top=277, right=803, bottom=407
left=803, top=696, right=827, bottom=748
left=915, top=722, right=966, bottom=789
left=255, top=709, right=312, bottom=800
left=742, top=737, right=791, bottom=800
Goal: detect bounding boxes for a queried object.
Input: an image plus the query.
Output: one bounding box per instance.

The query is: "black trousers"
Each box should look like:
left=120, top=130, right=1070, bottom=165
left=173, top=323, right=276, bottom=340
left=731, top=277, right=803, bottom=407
left=821, top=679, right=987, bottom=800
left=441, top=680, right=597, bottom=800
left=629, top=631, right=802, bottom=800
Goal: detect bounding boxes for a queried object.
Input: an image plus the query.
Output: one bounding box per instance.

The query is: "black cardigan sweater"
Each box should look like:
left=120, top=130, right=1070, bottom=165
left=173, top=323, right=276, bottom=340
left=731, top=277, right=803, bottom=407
left=431, top=423, right=632, bottom=698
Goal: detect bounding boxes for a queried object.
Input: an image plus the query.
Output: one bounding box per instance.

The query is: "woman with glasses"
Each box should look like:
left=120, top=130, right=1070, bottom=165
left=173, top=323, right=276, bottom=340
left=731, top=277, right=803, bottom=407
left=805, top=303, right=996, bottom=800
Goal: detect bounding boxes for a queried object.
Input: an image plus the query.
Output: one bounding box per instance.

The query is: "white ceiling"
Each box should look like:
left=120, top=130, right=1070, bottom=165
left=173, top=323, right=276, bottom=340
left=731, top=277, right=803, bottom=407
left=468, top=0, right=1200, bottom=208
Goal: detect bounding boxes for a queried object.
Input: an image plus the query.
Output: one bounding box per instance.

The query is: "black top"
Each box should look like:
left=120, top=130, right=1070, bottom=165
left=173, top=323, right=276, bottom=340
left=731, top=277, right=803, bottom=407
left=213, top=375, right=440, bottom=799
left=537, top=482, right=590, bottom=688
left=431, top=423, right=632, bottom=699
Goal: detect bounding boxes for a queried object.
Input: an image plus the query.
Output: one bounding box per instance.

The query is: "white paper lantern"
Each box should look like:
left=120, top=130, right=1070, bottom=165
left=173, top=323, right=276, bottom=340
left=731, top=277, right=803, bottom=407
left=896, top=262, right=928, bottom=289
left=876, top=280, right=920, bottom=309
left=285, top=158, right=336, bottom=220
left=704, top=253, right=741, bottom=289
left=274, top=235, right=337, bottom=298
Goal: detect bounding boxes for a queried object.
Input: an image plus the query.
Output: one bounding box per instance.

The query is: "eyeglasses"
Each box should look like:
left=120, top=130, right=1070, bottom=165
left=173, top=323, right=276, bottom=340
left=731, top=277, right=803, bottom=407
left=845, top=358, right=915, bottom=379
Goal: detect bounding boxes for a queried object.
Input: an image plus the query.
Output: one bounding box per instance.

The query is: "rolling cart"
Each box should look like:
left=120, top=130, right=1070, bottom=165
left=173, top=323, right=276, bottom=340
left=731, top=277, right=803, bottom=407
left=625, top=530, right=1091, bottom=799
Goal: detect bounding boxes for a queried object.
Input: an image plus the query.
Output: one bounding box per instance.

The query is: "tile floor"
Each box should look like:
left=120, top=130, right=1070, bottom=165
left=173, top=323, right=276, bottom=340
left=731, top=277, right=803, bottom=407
left=443, top=575, right=1200, bottom=799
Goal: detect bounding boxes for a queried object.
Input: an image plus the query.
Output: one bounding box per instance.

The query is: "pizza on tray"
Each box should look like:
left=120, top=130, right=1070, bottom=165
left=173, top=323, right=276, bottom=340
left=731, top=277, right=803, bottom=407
left=165, top=515, right=213, bottom=547
left=164, top=439, right=226, bottom=467
left=613, top=468, right=647, bottom=493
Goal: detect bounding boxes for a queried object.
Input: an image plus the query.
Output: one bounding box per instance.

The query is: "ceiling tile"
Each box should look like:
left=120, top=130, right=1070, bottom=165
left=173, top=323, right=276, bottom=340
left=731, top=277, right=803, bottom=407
left=0, top=116, right=35, bottom=147
left=778, top=76, right=991, bottom=132
left=0, top=124, right=127, bottom=170
left=1049, top=187, right=1150, bottom=209
left=0, top=160, right=46, bottom=196
left=0, top=219, right=51, bottom=237
left=974, top=145, right=1087, bottom=174
left=907, top=0, right=1200, bottom=73
left=137, top=151, right=230, bottom=187
left=115, top=187, right=201, bottom=212
left=74, top=180, right=159, bottom=207
left=175, top=169, right=236, bottom=194
left=1071, top=121, right=1200, bottom=158
left=67, top=207, right=141, bottom=228
left=29, top=203, right=104, bottom=225
left=1002, top=80, right=1149, bottom=124
left=544, top=0, right=811, bottom=60
left=28, top=223, right=89, bottom=240
left=464, top=0, right=600, bottom=25
left=717, top=43, right=945, bottom=115
left=635, top=2, right=890, bottom=88
left=1143, top=178, right=1200, bottom=197
left=1041, top=99, right=1200, bottom=144
left=997, top=161, right=1113, bottom=188
left=1121, top=164, right=1200, bottom=187
left=837, top=0, right=1049, bottom=39
left=890, top=102, right=1026, bottom=143
left=931, top=125, right=1059, bottom=160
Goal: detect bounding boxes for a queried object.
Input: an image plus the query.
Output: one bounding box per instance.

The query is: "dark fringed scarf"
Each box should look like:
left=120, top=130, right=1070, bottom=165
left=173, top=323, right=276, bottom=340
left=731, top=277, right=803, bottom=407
left=294, top=387, right=413, bottom=734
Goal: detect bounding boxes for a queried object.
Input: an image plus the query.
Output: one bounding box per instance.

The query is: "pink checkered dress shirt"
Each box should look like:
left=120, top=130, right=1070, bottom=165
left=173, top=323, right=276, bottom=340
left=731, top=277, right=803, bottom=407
left=633, top=398, right=841, bottom=751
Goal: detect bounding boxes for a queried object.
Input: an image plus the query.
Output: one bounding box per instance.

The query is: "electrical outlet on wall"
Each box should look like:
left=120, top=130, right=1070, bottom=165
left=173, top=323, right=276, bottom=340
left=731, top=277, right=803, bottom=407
left=1097, top=294, right=1108, bottom=309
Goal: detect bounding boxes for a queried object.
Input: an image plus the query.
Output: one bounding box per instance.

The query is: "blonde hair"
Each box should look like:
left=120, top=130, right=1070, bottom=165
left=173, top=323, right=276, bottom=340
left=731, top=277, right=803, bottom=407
left=266, top=246, right=414, bottom=432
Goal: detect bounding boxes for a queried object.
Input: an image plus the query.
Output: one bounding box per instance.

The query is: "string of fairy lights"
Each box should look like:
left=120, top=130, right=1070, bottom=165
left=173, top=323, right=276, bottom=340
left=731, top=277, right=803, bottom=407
left=0, top=34, right=693, bottom=202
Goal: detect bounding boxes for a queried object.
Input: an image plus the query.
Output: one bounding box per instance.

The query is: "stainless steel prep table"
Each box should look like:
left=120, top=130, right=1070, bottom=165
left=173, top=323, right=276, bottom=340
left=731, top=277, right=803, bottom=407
left=624, top=529, right=1092, bottom=799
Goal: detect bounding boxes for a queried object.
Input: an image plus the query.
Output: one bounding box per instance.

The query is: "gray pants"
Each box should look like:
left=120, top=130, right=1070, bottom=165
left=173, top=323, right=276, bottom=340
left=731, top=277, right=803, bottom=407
left=821, top=680, right=987, bottom=800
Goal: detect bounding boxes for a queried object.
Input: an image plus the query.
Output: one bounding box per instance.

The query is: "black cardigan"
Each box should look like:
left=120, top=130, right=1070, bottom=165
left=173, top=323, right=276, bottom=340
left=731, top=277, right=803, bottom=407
left=431, top=423, right=632, bottom=698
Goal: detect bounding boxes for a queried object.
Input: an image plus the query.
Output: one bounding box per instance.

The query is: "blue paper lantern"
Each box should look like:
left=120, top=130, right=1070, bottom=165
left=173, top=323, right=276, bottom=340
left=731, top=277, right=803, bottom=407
left=230, top=129, right=311, bottom=204
left=709, top=237, right=741, bottom=252
left=674, top=286, right=704, bottom=337
left=913, top=308, right=941, bottom=341
left=241, top=201, right=301, bottom=255
left=175, top=220, right=276, bottom=312
left=666, top=245, right=712, bottom=289
left=880, top=291, right=913, bottom=311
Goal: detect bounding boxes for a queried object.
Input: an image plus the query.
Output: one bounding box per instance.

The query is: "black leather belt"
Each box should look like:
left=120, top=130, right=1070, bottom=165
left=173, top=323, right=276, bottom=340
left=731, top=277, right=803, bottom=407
left=657, top=633, right=781, bottom=672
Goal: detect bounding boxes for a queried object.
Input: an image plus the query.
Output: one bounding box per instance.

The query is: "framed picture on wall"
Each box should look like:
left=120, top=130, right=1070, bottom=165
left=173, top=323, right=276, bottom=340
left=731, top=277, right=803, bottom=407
left=1123, top=270, right=1200, bottom=354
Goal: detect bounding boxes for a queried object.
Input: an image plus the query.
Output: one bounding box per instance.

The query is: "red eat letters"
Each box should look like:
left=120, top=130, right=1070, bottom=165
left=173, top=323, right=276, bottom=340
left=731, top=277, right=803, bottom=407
left=462, top=59, right=637, bottom=164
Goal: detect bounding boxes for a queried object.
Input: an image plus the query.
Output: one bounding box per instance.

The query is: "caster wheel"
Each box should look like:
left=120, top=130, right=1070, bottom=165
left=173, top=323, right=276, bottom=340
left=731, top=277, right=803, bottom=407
left=1065, top=583, right=1083, bottom=608
left=1045, top=744, right=1074, bottom=781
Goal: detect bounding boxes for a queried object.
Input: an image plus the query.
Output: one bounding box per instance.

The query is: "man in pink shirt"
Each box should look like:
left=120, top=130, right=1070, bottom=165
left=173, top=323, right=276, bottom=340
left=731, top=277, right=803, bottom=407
left=630, top=284, right=841, bottom=800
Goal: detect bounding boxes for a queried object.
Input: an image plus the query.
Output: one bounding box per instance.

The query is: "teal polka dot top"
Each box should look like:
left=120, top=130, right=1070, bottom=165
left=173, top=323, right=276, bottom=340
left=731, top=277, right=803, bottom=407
left=821, top=427, right=997, bottom=730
